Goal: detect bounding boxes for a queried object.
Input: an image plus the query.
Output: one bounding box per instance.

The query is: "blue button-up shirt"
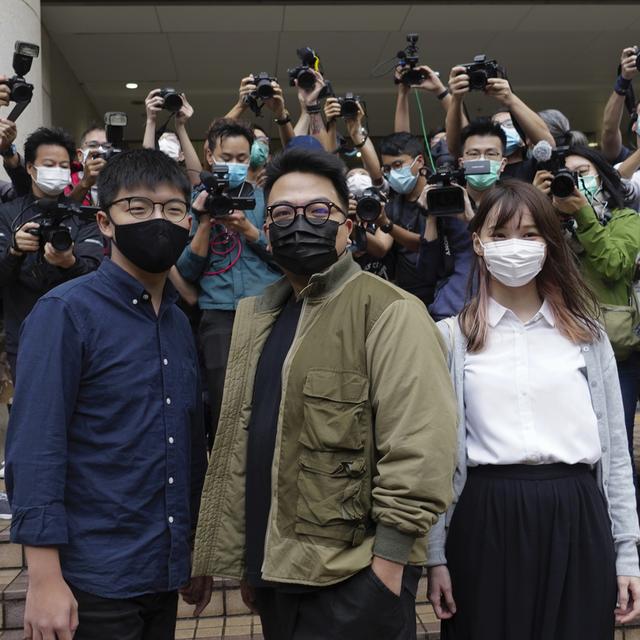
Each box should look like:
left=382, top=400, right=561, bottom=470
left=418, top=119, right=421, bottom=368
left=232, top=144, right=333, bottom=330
left=176, top=187, right=280, bottom=310
left=5, top=259, right=207, bottom=599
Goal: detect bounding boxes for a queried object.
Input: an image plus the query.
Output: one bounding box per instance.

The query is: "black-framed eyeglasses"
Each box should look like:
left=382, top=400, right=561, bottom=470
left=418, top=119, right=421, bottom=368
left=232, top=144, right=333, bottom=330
left=266, top=200, right=346, bottom=228
left=108, top=197, right=190, bottom=223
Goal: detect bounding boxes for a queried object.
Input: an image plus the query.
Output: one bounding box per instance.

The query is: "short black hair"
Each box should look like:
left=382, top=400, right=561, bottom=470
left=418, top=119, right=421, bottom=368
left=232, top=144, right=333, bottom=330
left=80, top=122, right=106, bottom=146
left=379, top=132, right=424, bottom=158
left=24, top=127, right=76, bottom=165
left=97, top=148, right=191, bottom=208
left=264, top=148, right=349, bottom=210
left=206, top=118, right=254, bottom=154
left=460, top=118, right=507, bottom=154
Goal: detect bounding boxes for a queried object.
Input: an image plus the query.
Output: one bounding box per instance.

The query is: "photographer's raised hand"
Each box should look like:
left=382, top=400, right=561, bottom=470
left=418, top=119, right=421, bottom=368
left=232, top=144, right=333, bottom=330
left=0, top=117, right=17, bottom=152
left=263, top=81, right=286, bottom=119
left=215, top=211, right=259, bottom=243
left=297, top=69, right=326, bottom=107
left=44, top=242, right=76, bottom=269
left=413, top=65, right=446, bottom=94
left=485, top=77, right=514, bottom=107
left=448, top=66, right=470, bottom=100
left=80, top=153, right=107, bottom=189
left=145, top=89, right=164, bottom=123
left=0, top=76, right=10, bottom=108
left=552, top=187, right=589, bottom=216
left=176, top=93, right=194, bottom=127
left=225, top=75, right=257, bottom=121
left=621, top=47, right=639, bottom=81
left=324, top=96, right=342, bottom=125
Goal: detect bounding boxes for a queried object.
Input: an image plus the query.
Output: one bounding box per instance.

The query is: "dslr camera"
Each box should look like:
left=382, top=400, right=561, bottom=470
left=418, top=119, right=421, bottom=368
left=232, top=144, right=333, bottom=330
left=396, top=33, right=427, bottom=86
left=5, top=40, right=40, bottom=122
left=95, top=112, right=127, bottom=161
left=25, top=197, right=98, bottom=252
left=336, top=93, right=361, bottom=118
left=461, top=54, right=505, bottom=91
left=200, top=167, right=256, bottom=218
left=159, top=88, right=183, bottom=113
left=244, top=72, right=277, bottom=116
left=288, top=47, right=324, bottom=92
left=355, top=188, right=385, bottom=223
left=535, top=146, right=578, bottom=198
left=424, top=160, right=491, bottom=216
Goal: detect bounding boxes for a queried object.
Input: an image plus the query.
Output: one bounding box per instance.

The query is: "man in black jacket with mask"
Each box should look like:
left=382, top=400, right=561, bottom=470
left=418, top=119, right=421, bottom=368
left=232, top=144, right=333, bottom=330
left=0, top=127, right=103, bottom=379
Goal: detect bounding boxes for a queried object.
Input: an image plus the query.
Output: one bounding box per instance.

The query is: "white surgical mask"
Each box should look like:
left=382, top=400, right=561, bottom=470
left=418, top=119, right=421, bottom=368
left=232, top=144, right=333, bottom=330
left=34, top=166, right=71, bottom=196
left=158, top=137, right=182, bottom=161
left=347, top=174, right=373, bottom=197
left=480, top=238, right=546, bottom=287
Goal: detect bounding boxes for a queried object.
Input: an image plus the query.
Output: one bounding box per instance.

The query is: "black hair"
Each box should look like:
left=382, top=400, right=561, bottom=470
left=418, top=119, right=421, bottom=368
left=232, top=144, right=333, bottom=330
left=79, top=122, right=106, bottom=146
left=378, top=132, right=424, bottom=158
left=264, top=148, right=349, bottom=210
left=460, top=118, right=507, bottom=155
left=97, top=148, right=191, bottom=208
left=567, top=145, right=627, bottom=210
left=24, top=127, right=76, bottom=165
left=206, top=118, right=254, bottom=154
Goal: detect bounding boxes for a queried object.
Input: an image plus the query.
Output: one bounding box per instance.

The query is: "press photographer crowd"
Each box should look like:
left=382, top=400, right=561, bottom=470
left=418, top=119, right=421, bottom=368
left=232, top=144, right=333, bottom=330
left=1, top=32, right=640, bottom=640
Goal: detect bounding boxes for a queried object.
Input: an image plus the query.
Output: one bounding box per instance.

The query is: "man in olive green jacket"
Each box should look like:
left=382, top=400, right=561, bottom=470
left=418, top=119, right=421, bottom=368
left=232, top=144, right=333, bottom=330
left=192, top=147, right=457, bottom=639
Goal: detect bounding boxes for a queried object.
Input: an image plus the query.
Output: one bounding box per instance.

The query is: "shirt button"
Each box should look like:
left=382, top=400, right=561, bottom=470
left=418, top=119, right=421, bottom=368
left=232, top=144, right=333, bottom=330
left=168, top=477, right=174, bottom=485
left=168, top=436, right=174, bottom=444
left=163, top=358, right=168, bottom=366
left=582, top=346, right=590, bottom=352
left=168, top=516, right=174, bottom=524
left=166, top=397, right=171, bottom=405
left=142, top=293, right=150, bottom=301
left=132, top=299, right=138, bottom=305
left=602, top=446, right=608, bottom=453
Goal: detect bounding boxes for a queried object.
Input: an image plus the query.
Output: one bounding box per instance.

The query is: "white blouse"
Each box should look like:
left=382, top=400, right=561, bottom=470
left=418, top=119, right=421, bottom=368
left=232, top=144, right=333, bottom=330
left=463, top=298, right=601, bottom=466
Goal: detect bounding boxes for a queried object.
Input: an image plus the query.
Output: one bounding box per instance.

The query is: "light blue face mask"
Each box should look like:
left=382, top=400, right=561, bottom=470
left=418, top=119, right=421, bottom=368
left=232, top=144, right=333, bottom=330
left=250, top=140, right=269, bottom=169
left=225, top=162, right=249, bottom=188
left=388, top=158, right=419, bottom=194
left=501, top=125, right=523, bottom=156
left=578, top=174, right=600, bottom=202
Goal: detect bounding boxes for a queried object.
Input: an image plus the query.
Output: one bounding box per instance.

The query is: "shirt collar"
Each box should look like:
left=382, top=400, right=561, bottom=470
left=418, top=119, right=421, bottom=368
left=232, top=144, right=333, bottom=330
left=487, top=297, right=555, bottom=328
left=97, top=258, right=179, bottom=308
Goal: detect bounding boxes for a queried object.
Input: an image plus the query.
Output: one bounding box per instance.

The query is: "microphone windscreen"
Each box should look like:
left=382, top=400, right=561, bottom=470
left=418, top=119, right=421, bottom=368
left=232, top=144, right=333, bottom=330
left=532, top=140, right=553, bottom=163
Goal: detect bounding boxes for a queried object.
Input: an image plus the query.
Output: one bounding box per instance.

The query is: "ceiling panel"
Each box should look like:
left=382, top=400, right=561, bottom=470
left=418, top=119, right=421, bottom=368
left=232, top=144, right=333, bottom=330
left=41, top=5, right=161, bottom=33
left=522, top=4, right=640, bottom=31
left=156, top=5, right=284, bottom=32
left=283, top=5, right=411, bottom=31
left=401, top=5, right=533, bottom=32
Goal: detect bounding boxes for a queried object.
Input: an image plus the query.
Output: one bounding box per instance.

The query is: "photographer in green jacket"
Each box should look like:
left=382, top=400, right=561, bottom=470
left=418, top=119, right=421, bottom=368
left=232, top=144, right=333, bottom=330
left=535, top=146, right=640, bottom=467
left=192, top=147, right=457, bottom=640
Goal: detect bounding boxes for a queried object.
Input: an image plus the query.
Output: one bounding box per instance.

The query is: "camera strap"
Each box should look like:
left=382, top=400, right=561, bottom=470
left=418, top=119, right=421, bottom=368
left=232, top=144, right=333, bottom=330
left=436, top=218, right=455, bottom=278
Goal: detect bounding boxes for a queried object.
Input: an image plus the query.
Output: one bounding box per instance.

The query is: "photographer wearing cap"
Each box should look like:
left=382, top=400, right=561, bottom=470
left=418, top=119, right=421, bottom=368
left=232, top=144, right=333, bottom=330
left=0, top=126, right=103, bottom=380
left=417, top=119, right=508, bottom=322
left=192, top=146, right=456, bottom=640
left=447, top=63, right=554, bottom=182
left=6, top=148, right=209, bottom=640
left=176, top=118, right=280, bottom=444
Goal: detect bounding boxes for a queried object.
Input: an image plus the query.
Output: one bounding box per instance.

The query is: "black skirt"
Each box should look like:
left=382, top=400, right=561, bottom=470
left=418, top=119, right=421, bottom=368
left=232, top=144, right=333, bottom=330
left=441, top=463, right=617, bottom=640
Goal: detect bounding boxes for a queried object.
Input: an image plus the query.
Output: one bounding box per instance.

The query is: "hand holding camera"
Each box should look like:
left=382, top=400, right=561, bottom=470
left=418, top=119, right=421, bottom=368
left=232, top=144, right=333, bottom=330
left=43, top=241, right=75, bottom=269
left=261, top=80, right=287, bottom=119
left=297, top=69, right=326, bottom=108
left=0, top=117, right=17, bottom=152
left=80, top=153, right=107, bottom=189
left=621, top=47, right=639, bottom=81
left=324, top=97, right=341, bottom=123
left=0, top=76, right=10, bottom=109
left=11, top=222, right=40, bottom=255
left=175, top=93, right=194, bottom=127
left=485, top=77, right=514, bottom=107
left=533, top=170, right=553, bottom=196
left=145, top=89, right=165, bottom=123
left=552, top=189, right=589, bottom=216
left=449, top=66, right=470, bottom=99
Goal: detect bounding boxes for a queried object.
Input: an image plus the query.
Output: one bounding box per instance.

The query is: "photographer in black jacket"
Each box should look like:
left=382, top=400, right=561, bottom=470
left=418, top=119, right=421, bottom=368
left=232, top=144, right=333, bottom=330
left=0, top=127, right=103, bottom=379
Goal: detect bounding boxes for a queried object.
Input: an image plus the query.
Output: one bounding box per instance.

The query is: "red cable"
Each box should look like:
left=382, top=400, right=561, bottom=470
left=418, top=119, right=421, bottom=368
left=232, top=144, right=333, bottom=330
left=203, top=229, right=243, bottom=276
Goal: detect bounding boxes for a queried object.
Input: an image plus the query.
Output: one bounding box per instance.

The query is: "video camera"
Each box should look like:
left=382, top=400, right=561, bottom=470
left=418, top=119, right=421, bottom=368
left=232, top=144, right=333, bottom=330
left=159, top=88, right=183, bottom=113
left=244, top=72, right=277, bottom=116
left=423, top=160, right=491, bottom=216
left=461, top=55, right=506, bottom=91
left=396, top=33, right=427, bottom=86
left=95, top=112, right=127, bottom=161
left=355, top=188, right=385, bottom=223
left=5, top=40, right=40, bottom=122
left=21, top=197, right=98, bottom=252
left=336, top=93, right=361, bottom=118
left=532, top=141, right=578, bottom=198
left=199, top=167, right=256, bottom=218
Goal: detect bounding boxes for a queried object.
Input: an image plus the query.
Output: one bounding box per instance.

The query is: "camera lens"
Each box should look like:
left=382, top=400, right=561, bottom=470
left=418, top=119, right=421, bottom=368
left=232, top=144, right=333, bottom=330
left=50, top=228, right=73, bottom=252
left=550, top=171, right=576, bottom=199
left=208, top=194, right=234, bottom=217
left=10, top=79, right=33, bottom=103
left=297, top=69, right=316, bottom=90
left=356, top=197, right=381, bottom=222
left=256, top=82, right=274, bottom=100
left=341, top=100, right=358, bottom=118
left=162, top=91, right=183, bottom=113
left=469, top=70, right=488, bottom=91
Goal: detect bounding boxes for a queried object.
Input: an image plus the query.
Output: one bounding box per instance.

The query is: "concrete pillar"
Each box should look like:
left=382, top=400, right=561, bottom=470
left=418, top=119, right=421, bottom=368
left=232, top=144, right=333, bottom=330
left=1, top=0, right=47, bottom=179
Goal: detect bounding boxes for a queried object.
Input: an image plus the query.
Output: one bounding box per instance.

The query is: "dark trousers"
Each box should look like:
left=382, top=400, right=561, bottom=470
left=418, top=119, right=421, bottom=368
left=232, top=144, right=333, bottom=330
left=70, top=584, right=178, bottom=640
left=198, top=309, right=235, bottom=446
left=7, top=352, right=16, bottom=386
left=617, top=351, right=640, bottom=461
left=254, top=565, right=421, bottom=640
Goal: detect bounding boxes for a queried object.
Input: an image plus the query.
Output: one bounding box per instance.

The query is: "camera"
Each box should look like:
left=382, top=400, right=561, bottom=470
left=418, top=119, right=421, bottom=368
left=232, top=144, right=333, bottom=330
left=244, top=72, right=277, bottom=116
left=534, top=145, right=578, bottom=198
left=200, top=167, right=256, bottom=217
left=461, top=54, right=505, bottom=91
left=355, top=188, right=385, bottom=223
left=159, top=88, right=183, bottom=113
left=288, top=47, right=322, bottom=91
left=97, top=112, right=127, bottom=161
left=424, top=160, right=491, bottom=216
left=634, top=45, right=640, bottom=71
left=24, top=197, right=98, bottom=252
left=396, top=33, right=427, bottom=86
left=5, top=41, right=40, bottom=122
left=337, top=93, right=361, bottom=118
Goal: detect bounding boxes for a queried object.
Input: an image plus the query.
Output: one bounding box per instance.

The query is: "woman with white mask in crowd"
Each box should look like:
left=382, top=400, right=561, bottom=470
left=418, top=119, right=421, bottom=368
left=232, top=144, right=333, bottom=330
left=426, top=180, right=640, bottom=639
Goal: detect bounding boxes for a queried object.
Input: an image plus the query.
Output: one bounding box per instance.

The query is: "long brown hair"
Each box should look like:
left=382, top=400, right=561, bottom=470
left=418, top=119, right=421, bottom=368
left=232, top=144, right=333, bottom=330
left=459, top=179, right=601, bottom=352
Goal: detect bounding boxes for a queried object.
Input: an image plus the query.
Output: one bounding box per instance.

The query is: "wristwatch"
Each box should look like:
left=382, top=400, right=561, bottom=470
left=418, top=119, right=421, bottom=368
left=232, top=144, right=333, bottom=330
left=353, top=127, right=369, bottom=149
left=0, top=144, right=17, bottom=159
left=274, top=111, right=291, bottom=126
left=380, top=221, right=394, bottom=234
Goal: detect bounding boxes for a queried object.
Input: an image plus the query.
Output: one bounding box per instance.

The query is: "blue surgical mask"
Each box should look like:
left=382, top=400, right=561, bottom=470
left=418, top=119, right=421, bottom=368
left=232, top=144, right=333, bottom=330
left=501, top=125, right=522, bottom=156
left=225, top=162, right=249, bottom=188
left=388, top=158, right=419, bottom=194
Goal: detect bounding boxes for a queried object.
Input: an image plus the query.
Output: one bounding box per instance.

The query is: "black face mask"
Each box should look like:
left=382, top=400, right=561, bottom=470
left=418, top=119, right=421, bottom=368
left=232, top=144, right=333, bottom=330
left=111, top=218, right=189, bottom=274
left=269, top=216, right=341, bottom=276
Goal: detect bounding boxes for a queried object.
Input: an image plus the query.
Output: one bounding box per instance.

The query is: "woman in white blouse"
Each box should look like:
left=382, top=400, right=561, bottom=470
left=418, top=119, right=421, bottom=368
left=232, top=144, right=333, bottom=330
left=426, top=179, right=640, bottom=639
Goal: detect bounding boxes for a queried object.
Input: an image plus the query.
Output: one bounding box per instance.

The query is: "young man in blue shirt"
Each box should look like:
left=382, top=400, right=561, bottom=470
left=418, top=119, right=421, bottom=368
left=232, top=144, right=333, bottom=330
left=6, top=148, right=210, bottom=640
